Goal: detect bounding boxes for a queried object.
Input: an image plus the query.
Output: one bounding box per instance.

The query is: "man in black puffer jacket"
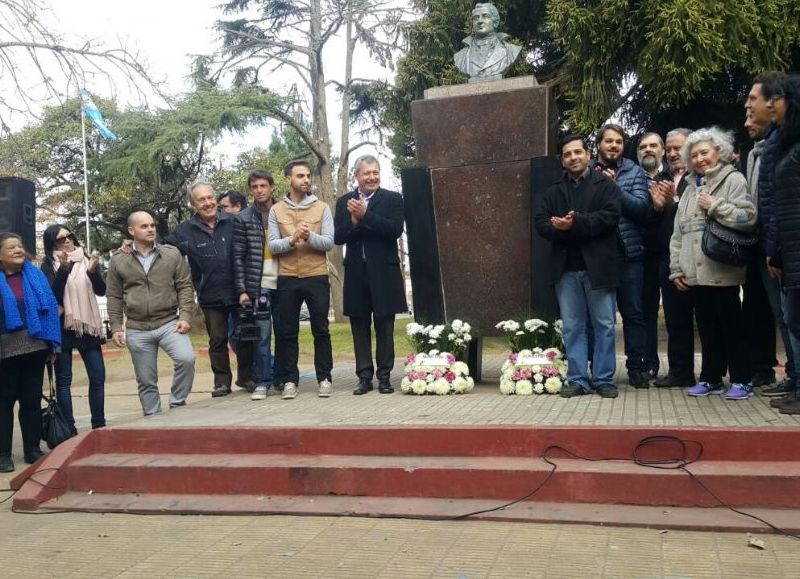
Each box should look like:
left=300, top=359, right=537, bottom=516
left=232, top=170, right=279, bottom=401
left=770, top=74, right=800, bottom=415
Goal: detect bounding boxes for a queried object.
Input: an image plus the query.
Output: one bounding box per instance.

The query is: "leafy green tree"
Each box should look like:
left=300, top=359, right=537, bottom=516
left=546, top=0, right=800, bottom=133
left=382, top=0, right=800, bottom=164
left=208, top=0, right=412, bottom=320
left=0, top=86, right=279, bottom=251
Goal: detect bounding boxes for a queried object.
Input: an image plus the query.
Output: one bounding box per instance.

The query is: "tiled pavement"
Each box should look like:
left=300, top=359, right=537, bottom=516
left=1, top=354, right=799, bottom=578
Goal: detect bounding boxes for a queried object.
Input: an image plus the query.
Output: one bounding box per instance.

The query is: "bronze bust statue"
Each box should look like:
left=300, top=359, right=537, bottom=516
left=454, top=2, right=522, bottom=82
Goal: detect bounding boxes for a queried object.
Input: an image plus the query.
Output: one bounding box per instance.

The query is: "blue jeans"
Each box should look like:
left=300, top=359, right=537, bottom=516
left=254, top=289, right=276, bottom=388
left=55, top=346, right=106, bottom=429
left=760, top=260, right=797, bottom=380
left=556, top=270, right=617, bottom=391
left=617, top=260, right=647, bottom=372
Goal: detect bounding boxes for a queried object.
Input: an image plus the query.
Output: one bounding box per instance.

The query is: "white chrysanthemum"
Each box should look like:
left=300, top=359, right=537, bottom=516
left=533, top=373, right=543, bottom=384
left=518, top=349, right=533, bottom=358
left=426, top=380, right=437, bottom=393
left=411, top=379, right=427, bottom=395
left=515, top=380, right=534, bottom=396
left=503, top=321, right=520, bottom=332
left=533, top=381, right=545, bottom=394
left=462, top=323, right=471, bottom=333
left=422, top=325, right=433, bottom=334
left=532, top=347, right=543, bottom=355
left=400, top=377, right=412, bottom=393
left=429, top=325, right=445, bottom=339
left=524, top=319, right=549, bottom=332
left=452, top=319, right=463, bottom=331
left=432, top=378, right=451, bottom=395
left=451, top=377, right=467, bottom=393
left=466, top=377, right=475, bottom=392
left=428, top=349, right=440, bottom=357
left=463, top=333, right=472, bottom=342
left=406, top=323, right=423, bottom=336
left=448, top=333, right=456, bottom=340
left=451, top=361, right=470, bottom=376
left=544, top=377, right=562, bottom=394
left=531, top=365, right=541, bottom=374
left=428, top=338, right=437, bottom=344
left=425, top=373, right=435, bottom=383
left=499, top=379, right=516, bottom=395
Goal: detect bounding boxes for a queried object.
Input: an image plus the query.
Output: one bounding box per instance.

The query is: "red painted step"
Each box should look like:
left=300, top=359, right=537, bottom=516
left=61, top=452, right=800, bottom=508
left=11, top=425, right=800, bottom=532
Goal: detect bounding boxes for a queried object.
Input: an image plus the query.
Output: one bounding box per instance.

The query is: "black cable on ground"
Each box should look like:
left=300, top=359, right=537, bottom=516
left=455, top=435, right=800, bottom=540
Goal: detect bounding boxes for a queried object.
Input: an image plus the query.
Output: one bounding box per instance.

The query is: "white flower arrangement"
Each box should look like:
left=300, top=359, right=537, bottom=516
left=406, top=319, right=472, bottom=357
left=498, top=347, right=568, bottom=396
left=495, top=317, right=564, bottom=352
left=402, top=350, right=475, bottom=396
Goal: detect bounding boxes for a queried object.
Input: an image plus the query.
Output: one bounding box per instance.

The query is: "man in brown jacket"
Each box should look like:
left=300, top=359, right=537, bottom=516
left=107, top=211, right=196, bottom=415
left=268, top=161, right=335, bottom=399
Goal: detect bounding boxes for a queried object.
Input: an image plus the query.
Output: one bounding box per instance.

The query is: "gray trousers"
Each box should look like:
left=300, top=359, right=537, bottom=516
left=126, top=321, right=195, bottom=415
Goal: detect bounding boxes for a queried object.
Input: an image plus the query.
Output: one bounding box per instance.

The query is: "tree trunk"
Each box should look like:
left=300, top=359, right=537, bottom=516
left=309, top=0, right=345, bottom=321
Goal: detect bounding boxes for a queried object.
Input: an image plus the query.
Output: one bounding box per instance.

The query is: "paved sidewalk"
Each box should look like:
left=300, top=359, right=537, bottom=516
left=1, top=353, right=799, bottom=578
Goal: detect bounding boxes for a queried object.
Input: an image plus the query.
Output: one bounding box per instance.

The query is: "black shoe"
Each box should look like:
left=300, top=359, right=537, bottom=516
left=0, top=454, right=13, bottom=473
left=752, top=373, right=777, bottom=387
left=24, top=448, right=44, bottom=465
left=560, top=382, right=587, bottom=398
left=771, top=390, right=798, bottom=408
left=654, top=374, right=696, bottom=388
left=378, top=381, right=394, bottom=394
left=353, top=379, right=373, bottom=395
left=762, top=379, right=795, bottom=397
left=628, top=371, right=651, bottom=389
left=236, top=379, right=257, bottom=393
left=211, top=385, right=232, bottom=398
left=169, top=401, right=186, bottom=409
left=597, top=384, right=619, bottom=398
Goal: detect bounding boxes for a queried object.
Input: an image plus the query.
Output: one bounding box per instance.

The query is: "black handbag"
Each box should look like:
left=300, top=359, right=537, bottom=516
left=41, top=361, right=77, bottom=450
left=701, top=219, right=758, bottom=267
left=699, top=171, right=758, bottom=267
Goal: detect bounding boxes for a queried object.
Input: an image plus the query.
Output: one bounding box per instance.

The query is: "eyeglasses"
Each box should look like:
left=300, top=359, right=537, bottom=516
left=54, top=234, right=76, bottom=245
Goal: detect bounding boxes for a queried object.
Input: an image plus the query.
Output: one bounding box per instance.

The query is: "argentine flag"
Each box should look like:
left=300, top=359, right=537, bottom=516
left=80, top=89, right=118, bottom=140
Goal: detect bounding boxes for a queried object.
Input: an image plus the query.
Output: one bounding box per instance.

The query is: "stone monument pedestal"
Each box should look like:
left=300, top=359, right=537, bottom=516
left=401, top=76, right=560, bottom=379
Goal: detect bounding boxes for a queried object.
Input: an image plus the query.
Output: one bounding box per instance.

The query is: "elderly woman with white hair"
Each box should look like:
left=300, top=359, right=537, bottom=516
left=669, top=127, right=757, bottom=400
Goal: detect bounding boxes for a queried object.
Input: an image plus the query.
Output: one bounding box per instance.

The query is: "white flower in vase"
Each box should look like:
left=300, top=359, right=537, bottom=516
left=499, top=379, right=516, bottom=395
left=451, top=361, right=470, bottom=376
left=432, top=378, right=451, bottom=395
left=544, top=376, right=563, bottom=394
left=411, top=379, right=427, bottom=395
left=515, top=380, right=534, bottom=396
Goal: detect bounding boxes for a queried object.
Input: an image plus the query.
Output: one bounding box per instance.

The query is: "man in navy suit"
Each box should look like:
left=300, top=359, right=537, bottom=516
left=334, top=155, right=407, bottom=395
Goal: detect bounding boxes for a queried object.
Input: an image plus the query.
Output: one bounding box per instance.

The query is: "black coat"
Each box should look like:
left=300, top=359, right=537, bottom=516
left=164, top=212, right=237, bottom=308
left=232, top=205, right=269, bottom=301
left=774, top=141, right=800, bottom=289
left=534, top=171, right=623, bottom=289
left=334, top=188, right=407, bottom=317
left=41, top=257, right=106, bottom=350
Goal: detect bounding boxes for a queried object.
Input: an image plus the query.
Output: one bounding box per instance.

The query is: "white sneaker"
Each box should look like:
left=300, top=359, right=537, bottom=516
left=282, top=382, right=298, bottom=400
left=251, top=385, right=267, bottom=401
left=318, top=379, right=333, bottom=398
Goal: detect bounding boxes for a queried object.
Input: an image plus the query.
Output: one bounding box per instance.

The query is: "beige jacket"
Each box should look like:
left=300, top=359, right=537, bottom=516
left=106, top=244, right=195, bottom=332
left=669, top=164, right=757, bottom=287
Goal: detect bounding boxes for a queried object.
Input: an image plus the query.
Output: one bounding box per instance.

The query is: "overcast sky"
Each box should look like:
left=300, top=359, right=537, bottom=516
left=40, top=0, right=401, bottom=180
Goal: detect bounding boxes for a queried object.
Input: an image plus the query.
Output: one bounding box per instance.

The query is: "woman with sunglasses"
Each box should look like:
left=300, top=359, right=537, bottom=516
left=0, top=232, right=61, bottom=472
left=41, top=225, right=106, bottom=431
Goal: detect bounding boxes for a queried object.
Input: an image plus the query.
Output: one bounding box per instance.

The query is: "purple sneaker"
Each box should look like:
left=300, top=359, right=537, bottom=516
left=725, top=383, right=754, bottom=400
left=687, top=382, right=724, bottom=397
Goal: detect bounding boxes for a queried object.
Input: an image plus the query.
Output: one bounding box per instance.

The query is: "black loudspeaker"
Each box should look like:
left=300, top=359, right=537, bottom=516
left=0, top=177, right=36, bottom=253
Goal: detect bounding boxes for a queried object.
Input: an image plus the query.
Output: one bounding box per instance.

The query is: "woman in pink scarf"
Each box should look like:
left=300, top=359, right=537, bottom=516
left=41, top=225, right=106, bottom=430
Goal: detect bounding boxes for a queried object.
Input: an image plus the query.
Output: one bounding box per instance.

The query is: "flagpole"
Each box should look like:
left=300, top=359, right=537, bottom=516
left=80, top=97, right=92, bottom=254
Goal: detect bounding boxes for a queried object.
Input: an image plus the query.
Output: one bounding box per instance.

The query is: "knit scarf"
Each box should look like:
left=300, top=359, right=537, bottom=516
left=0, top=260, right=61, bottom=347
left=53, top=248, right=103, bottom=337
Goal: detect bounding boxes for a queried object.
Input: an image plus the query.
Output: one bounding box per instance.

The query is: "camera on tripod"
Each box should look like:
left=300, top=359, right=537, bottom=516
left=236, top=294, right=271, bottom=342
